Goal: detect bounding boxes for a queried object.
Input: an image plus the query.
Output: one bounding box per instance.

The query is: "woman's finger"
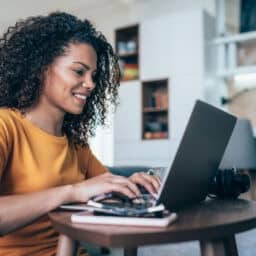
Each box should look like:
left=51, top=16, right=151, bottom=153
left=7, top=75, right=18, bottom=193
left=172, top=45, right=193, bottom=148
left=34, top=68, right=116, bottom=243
left=110, top=175, right=141, bottom=196
left=133, top=172, right=161, bottom=193
left=110, top=183, right=138, bottom=198
left=130, top=173, right=156, bottom=194
left=143, top=173, right=162, bottom=189
left=154, top=175, right=162, bottom=186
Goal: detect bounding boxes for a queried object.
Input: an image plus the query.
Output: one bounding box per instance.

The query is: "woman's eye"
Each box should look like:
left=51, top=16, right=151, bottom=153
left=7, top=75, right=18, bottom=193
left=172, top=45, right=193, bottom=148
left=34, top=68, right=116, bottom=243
left=74, top=69, right=84, bottom=76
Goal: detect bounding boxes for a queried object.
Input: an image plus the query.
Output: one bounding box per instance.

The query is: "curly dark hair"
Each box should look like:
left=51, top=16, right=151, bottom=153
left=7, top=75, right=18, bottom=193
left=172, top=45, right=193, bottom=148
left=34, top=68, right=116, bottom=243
left=0, top=11, right=120, bottom=146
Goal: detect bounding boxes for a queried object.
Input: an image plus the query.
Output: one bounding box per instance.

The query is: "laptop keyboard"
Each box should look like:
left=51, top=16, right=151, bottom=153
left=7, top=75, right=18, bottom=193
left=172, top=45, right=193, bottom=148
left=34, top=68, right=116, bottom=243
left=92, top=193, right=156, bottom=209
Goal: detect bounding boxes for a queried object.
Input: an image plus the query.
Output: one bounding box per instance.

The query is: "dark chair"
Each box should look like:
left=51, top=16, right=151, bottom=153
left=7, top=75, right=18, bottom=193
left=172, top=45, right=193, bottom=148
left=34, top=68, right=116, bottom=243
left=107, top=166, right=150, bottom=177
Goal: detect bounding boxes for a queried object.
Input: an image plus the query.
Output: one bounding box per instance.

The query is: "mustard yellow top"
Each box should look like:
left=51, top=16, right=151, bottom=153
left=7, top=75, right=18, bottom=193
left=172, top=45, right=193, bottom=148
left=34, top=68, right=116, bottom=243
left=0, top=108, right=108, bottom=255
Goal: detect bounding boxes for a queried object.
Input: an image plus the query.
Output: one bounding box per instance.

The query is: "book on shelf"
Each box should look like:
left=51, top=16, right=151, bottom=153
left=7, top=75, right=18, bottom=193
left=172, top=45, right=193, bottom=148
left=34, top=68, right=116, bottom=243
left=122, top=63, right=139, bottom=80
left=153, top=89, right=168, bottom=108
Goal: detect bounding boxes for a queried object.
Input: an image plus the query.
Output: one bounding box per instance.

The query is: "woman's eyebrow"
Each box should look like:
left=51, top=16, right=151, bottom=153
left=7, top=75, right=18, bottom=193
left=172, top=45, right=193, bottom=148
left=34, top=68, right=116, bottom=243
left=72, top=61, right=97, bottom=72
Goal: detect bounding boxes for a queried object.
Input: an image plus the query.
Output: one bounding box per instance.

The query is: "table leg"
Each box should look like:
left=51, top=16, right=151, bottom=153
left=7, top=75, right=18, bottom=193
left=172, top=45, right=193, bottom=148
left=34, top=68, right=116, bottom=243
left=200, top=235, right=238, bottom=256
left=124, top=247, right=138, bottom=256
left=56, top=234, right=77, bottom=256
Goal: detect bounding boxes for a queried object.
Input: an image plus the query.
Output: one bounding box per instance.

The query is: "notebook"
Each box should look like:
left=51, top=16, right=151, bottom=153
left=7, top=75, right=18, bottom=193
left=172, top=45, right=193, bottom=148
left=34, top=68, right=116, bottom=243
left=71, top=210, right=177, bottom=227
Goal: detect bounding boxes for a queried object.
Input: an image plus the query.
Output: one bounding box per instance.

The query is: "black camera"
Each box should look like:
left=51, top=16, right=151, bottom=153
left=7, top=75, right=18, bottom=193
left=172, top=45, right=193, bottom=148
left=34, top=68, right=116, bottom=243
left=208, top=168, right=250, bottom=199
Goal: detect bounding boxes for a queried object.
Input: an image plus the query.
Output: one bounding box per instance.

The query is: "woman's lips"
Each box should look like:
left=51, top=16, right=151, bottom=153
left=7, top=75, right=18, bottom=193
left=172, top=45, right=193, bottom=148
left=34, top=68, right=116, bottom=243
left=73, top=93, right=87, bottom=104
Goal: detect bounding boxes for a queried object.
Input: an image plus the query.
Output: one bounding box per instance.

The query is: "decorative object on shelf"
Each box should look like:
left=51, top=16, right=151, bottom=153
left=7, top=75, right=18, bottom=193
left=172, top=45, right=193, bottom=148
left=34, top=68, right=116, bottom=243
left=126, top=40, right=137, bottom=53
left=117, top=40, right=137, bottom=55
left=115, top=24, right=139, bottom=81
left=117, top=41, right=128, bottom=55
left=142, top=79, right=169, bottom=140
left=122, top=63, right=139, bottom=80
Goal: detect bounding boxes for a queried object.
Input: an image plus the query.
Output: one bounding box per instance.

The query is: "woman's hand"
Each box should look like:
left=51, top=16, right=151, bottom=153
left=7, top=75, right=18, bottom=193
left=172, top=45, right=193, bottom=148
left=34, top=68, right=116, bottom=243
left=72, top=172, right=141, bottom=202
left=129, top=172, right=161, bottom=195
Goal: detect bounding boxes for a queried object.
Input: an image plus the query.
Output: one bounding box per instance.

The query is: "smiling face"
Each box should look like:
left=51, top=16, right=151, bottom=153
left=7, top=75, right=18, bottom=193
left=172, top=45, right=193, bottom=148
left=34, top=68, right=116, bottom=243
left=41, top=43, right=97, bottom=115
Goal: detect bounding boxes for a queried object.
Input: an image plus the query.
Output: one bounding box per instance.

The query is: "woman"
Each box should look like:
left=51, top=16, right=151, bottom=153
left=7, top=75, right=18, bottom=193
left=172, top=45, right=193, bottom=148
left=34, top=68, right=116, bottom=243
left=0, top=12, right=160, bottom=255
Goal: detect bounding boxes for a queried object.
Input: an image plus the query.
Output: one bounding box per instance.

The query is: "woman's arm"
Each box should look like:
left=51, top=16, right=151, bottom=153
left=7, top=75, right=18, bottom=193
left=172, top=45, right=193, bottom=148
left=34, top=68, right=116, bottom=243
left=0, top=184, right=73, bottom=236
left=0, top=172, right=141, bottom=236
left=0, top=144, right=159, bottom=236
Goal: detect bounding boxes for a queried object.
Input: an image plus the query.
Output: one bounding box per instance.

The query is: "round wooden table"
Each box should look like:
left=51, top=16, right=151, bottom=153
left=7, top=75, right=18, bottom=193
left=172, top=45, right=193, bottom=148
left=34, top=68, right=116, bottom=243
left=49, top=199, right=256, bottom=256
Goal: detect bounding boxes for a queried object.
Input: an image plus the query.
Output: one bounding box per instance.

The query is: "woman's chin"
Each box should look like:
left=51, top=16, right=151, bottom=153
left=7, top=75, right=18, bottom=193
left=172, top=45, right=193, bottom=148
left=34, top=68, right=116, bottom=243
left=65, top=106, right=85, bottom=115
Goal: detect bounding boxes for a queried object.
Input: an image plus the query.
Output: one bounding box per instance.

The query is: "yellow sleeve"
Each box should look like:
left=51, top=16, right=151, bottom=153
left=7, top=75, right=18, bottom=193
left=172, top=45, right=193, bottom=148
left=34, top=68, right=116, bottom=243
left=0, top=116, right=12, bottom=180
left=83, top=145, right=109, bottom=179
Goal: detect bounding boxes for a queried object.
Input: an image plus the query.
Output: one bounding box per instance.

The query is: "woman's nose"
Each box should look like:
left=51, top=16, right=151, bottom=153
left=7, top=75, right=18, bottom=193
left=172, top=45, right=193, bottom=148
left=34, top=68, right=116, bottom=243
left=82, top=77, right=95, bottom=90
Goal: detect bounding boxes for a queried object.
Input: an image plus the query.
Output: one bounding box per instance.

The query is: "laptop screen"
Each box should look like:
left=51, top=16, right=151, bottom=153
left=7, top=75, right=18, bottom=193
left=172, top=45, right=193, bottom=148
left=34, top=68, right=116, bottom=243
left=156, top=100, right=237, bottom=211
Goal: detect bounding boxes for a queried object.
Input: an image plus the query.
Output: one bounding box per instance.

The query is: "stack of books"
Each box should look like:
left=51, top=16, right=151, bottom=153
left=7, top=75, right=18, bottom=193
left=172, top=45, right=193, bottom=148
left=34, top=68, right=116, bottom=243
left=61, top=195, right=177, bottom=227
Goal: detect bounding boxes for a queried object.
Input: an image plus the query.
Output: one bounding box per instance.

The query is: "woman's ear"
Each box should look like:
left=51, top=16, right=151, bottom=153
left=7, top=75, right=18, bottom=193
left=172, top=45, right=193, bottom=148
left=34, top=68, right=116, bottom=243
left=37, top=66, right=50, bottom=85
left=37, top=72, right=43, bottom=82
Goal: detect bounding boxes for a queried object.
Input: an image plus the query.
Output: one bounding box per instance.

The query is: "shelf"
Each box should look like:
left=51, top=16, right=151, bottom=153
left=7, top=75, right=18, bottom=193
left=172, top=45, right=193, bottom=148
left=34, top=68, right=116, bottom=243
left=143, top=107, right=168, bottom=113
left=142, top=79, right=169, bottom=140
left=212, top=31, right=256, bottom=45
left=118, top=52, right=138, bottom=58
left=212, top=30, right=256, bottom=79
left=115, top=24, right=139, bottom=82
left=121, top=76, right=139, bottom=82
left=143, top=131, right=168, bottom=140
left=217, top=65, right=256, bottom=78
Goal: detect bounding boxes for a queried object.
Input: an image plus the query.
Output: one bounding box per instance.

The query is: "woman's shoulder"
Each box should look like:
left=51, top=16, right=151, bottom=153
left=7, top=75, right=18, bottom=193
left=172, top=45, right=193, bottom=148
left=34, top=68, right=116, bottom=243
left=0, top=108, right=20, bottom=140
left=0, top=108, right=20, bottom=124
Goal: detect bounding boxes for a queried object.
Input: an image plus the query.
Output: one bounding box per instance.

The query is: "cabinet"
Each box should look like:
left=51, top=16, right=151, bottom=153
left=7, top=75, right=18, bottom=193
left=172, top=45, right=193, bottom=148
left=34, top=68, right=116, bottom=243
left=115, top=24, right=139, bottom=81
left=142, top=79, right=169, bottom=140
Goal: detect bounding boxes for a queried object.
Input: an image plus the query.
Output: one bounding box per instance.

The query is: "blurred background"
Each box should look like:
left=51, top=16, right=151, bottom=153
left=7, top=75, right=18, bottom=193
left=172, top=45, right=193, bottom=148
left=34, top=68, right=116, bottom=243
left=0, top=0, right=255, bottom=168
left=2, top=1, right=256, bottom=255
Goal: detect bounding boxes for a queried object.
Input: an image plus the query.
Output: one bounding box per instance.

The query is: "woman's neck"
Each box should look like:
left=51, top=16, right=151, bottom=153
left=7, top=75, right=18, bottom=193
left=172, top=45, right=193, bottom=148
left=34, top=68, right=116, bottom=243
left=24, top=105, right=65, bottom=137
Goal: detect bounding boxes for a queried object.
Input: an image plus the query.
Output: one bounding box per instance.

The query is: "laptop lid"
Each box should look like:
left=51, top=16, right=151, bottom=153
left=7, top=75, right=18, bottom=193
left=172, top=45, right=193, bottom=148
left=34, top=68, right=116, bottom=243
left=156, top=100, right=237, bottom=211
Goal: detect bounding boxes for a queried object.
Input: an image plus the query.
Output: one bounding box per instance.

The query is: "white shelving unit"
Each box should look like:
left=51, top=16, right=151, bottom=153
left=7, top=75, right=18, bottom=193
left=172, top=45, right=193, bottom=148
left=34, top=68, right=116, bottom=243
left=213, top=0, right=256, bottom=78
left=114, top=9, right=215, bottom=167
left=212, top=31, right=256, bottom=78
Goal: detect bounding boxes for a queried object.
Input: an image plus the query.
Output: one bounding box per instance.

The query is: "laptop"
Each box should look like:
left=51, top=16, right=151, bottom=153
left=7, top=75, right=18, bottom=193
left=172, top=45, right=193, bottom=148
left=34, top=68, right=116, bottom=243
left=62, top=100, right=237, bottom=213
left=156, top=100, right=236, bottom=211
